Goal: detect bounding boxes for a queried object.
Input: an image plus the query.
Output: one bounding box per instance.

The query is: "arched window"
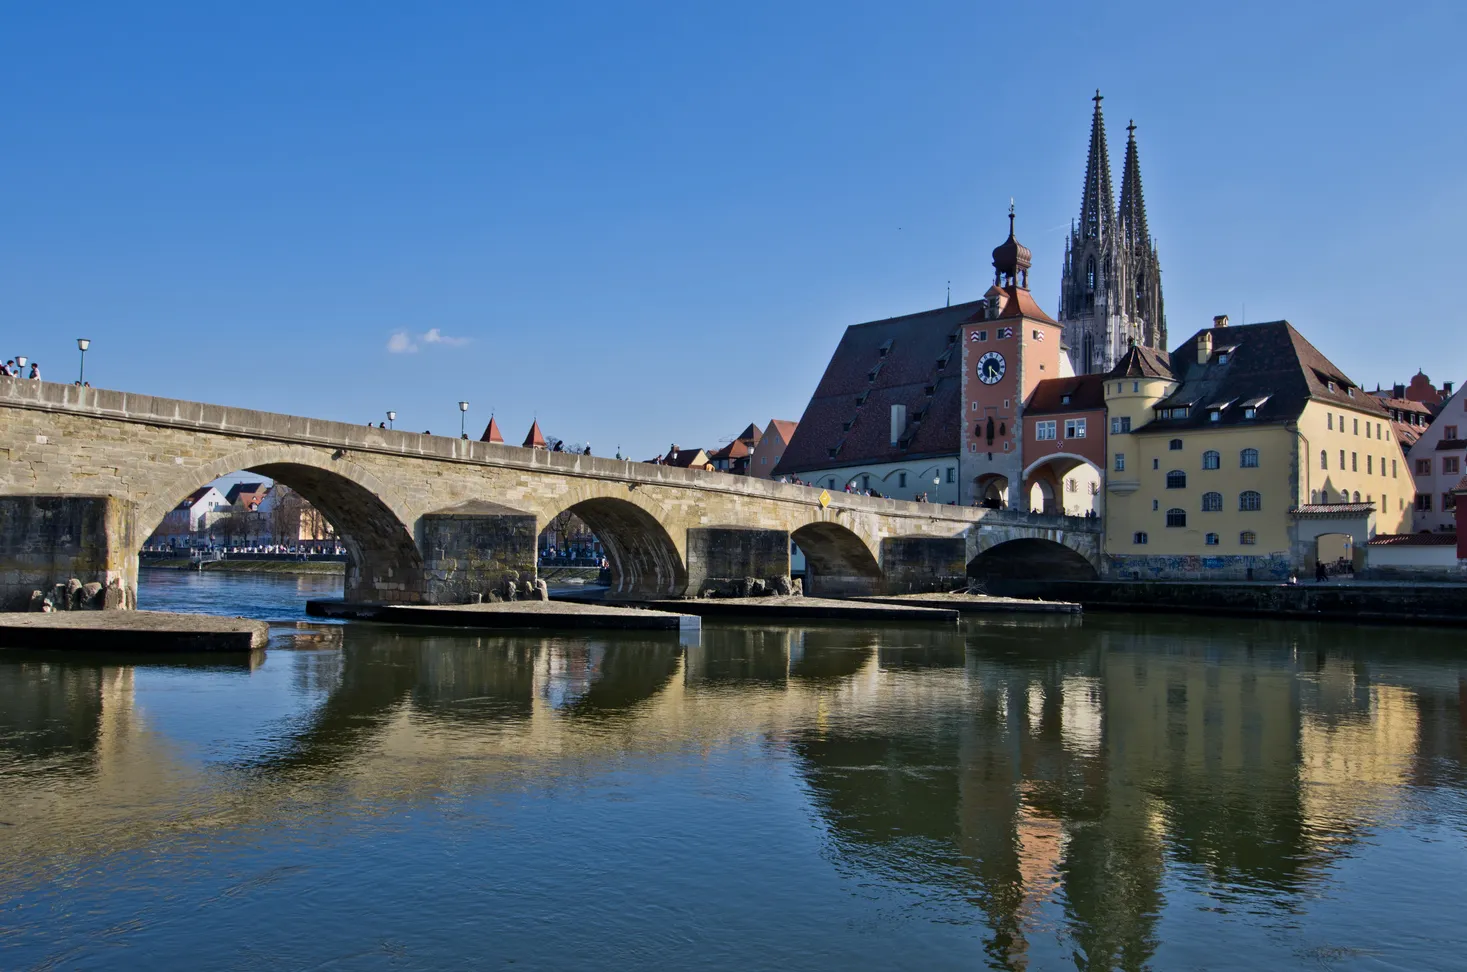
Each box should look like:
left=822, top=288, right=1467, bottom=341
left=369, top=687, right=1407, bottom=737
left=1320, top=449, right=1328, bottom=470
left=1240, top=531, right=1257, bottom=545
left=1086, top=256, right=1096, bottom=290
left=1082, top=333, right=1095, bottom=373
left=1353, top=490, right=1361, bottom=503
left=1205, top=533, right=1219, bottom=546
left=1240, top=448, right=1260, bottom=468
left=1166, top=508, right=1187, bottom=528
left=1169, top=438, right=1184, bottom=451
left=1202, top=450, right=1220, bottom=470
left=1166, top=470, right=1187, bottom=489
left=1239, top=490, right=1262, bottom=511
left=1202, top=491, right=1223, bottom=512
left=1340, top=489, right=1349, bottom=502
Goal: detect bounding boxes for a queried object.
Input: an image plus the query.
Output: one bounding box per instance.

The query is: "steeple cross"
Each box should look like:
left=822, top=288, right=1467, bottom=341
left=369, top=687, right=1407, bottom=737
left=1127, top=120, right=1136, bottom=138
left=1092, top=89, right=1103, bottom=109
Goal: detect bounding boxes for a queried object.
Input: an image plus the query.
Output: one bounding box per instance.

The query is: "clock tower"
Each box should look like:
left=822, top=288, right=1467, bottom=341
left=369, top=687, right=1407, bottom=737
left=960, top=209, right=1064, bottom=509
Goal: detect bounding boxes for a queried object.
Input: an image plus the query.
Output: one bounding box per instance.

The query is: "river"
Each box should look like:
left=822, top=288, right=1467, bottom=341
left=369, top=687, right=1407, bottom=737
left=2, top=570, right=1465, bottom=970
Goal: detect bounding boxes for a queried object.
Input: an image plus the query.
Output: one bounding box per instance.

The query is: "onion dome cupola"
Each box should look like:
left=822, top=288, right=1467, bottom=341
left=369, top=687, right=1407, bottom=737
left=991, top=204, right=1033, bottom=289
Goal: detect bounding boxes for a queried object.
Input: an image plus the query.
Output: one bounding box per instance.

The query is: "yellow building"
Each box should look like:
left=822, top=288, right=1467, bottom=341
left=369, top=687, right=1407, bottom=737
left=1104, top=317, right=1411, bottom=579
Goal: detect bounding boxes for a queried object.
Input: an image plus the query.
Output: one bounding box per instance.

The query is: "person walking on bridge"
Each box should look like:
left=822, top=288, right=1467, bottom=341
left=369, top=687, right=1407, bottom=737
left=27, top=363, right=40, bottom=380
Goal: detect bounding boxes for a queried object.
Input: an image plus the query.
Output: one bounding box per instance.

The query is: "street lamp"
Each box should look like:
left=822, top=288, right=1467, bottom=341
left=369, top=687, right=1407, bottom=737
left=458, top=401, right=469, bottom=438
left=16, top=356, right=27, bottom=377
left=386, top=410, right=396, bottom=430
left=77, top=338, right=90, bottom=384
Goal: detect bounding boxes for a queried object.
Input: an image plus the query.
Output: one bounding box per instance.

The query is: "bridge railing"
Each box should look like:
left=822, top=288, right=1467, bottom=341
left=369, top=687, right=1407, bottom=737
left=977, top=507, right=1104, bottom=532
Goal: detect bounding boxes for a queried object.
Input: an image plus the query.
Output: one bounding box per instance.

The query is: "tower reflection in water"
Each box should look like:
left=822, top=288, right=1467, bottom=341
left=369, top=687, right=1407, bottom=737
left=1, top=614, right=1463, bottom=970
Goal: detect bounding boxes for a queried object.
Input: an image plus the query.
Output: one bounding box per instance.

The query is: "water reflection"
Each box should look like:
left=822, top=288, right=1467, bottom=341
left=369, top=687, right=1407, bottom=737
left=2, top=615, right=1466, bottom=969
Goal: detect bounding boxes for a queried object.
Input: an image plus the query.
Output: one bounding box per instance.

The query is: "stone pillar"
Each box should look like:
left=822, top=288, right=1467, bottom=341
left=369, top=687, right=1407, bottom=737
left=880, top=536, right=967, bottom=594
left=419, top=502, right=538, bottom=604
left=0, top=496, right=136, bottom=610
left=685, top=527, right=791, bottom=597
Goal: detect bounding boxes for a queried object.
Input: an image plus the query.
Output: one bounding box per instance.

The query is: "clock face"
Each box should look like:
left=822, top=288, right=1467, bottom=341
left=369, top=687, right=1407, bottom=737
left=977, top=351, right=1006, bottom=385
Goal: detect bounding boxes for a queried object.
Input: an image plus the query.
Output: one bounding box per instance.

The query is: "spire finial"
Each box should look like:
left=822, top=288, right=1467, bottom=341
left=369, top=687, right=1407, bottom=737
left=946, top=281, right=951, bottom=307
left=1093, top=89, right=1103, bottom=109
left=1127, top=119, right=1136, bottom=139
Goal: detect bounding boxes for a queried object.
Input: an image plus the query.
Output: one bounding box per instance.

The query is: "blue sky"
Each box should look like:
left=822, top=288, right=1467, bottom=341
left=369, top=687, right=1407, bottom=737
left=3, top=2, right=1463, bottom=462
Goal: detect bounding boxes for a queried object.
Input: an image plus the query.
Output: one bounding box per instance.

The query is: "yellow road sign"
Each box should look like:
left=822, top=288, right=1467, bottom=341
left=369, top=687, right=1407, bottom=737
left=818, top=489, right=831, bottom=508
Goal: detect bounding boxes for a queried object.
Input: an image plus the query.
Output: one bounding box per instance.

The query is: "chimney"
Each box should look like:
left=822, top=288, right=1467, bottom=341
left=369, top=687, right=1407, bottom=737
left=1445, top=381, right=1456, bottom=398
left=1213, top=315, right=1229, bottom=328
left=1197, top=329, right=1213, bottom=366
left=889, top=404, right=906, bottom=446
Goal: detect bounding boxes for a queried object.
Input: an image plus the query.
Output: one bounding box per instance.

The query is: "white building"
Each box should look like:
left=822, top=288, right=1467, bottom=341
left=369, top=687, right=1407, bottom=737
left=160, top=486, right=231, bottom=532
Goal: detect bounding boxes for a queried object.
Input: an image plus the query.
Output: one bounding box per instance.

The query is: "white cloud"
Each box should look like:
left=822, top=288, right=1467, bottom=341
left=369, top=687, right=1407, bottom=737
left=422, top=328, right=470, bottom=347
left=387, top=329, right=470, bottom=354
left=386, top=331, right=418, bottom=354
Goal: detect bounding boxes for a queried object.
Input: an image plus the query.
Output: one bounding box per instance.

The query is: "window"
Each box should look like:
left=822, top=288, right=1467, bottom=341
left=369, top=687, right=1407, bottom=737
left=1340, top=489, right=1349, bottom=502
left=1353, top=491, right=1360, bottom=502
left=1169, top=438, right=1183, bottom=450
left=1132, top=381, right=1140, bottom=393
left=1166, top=508, right=1187, bottom=527
left=1065, top=418, right=1087, bottom=438
left=1133, top=531, right=1148, bottom=545
left=1416, top=458, right=1431, bottom=475
left=898, top=472, right=907, bottom=488
left=1111, top=416, right=1132, bottom=434
left=1415, top=493, right=1433, bottom=511
left=1446, top=492, right=1458, bottom=511
left=1205, top=533, right=1220, bottom=546
left=1447, top=425, right=1459, bottom=439
left=1444, top=457, right=1461, bottom=476
left=1166, top=470, right=1187, bottom=489
left=1351, top=452, right=1358, bottom=472
left=1114, top=453, right=1126, bottom=472
left=1328, top=414, right=1333, bottom=431
left=1244, top=406, right=1258, bottom=420
left=1061, top=394, right=1072, bottom=405
left=1367, top=456, right=1373, bottom=474
left=1239, top=490, right=1262, bottom=511
left=1209, top=410, right=1221, bottom=423
left=1353, top=418, right=1359, bottom=434
left=1152, top=499, right=1159, bottom=511
left=1320, top=449, right=1328, bottom=470
left=1035, top=420, right=1057, bottom=441
left=1240, top=448, right=1259, bottom=468
left=1201, top=491, right=1223, bottom=511
left=1203, top=450, right=1221, bottom=470
left=861, top=475, right=870, bottom=491
left=1365, top=423, right=1372, bottom=439
left=946, top=467, right=955, bottom=483
left=1240, top=531, right=1257, bottom=545
left=1153, top=458, right=1160, bottom=470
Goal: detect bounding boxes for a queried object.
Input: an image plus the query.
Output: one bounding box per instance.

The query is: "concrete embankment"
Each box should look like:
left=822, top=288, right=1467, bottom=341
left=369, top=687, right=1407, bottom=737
left=306, top=598, right=700, bottom=633
left=854, top=592, right=1082, bottom=615
left=589, top=595, right=961, bottom=624
left=987, top=580, right=1467, bottom=626
left=0, top=611, right=269, bottom=651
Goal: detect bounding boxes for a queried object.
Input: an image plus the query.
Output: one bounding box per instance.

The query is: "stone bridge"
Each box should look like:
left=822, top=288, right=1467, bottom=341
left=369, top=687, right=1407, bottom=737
left=0, top=378, right=1102, bottom=609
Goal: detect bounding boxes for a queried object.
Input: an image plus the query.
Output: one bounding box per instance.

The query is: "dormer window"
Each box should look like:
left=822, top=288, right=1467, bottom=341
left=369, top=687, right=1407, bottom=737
left=1061, top=394, right=1072, bottom=405
left=878, top=339, right=893, bottom=357
left=1327, top=381, right=1336, bottom=392
left=1244, top=407, right=1257, bottom=419
left=1209, top=410, right=1221, bottom=422
left=1217, top=352, right=1230, bottom=365
left=1346, top=387, right=1355, bottom=398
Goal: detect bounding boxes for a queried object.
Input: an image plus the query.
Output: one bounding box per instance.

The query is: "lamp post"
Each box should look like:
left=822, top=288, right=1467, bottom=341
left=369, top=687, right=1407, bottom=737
left=933, top=473, right=942, bottom=504
left=386, top=410, right=396, bottom=430
left=77, top=338, right=90, bottom=384
left=458, top=401, right=469, bottom=438
left=16, top=355, right=27, bottom=378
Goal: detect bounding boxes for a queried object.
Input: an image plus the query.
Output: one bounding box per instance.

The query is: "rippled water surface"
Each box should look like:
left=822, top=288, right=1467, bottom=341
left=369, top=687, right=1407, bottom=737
left=3, top=572, right=1466, bottom=970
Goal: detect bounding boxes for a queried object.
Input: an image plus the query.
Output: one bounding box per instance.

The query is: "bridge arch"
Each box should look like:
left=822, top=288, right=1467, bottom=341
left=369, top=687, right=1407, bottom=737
left=967, top=536, right=1099, bottom=586
left=791, top=520, right=883, bottom=597
left=541, top=496, right=687, bottom=598
left=138, top=446, right=425, bottom=604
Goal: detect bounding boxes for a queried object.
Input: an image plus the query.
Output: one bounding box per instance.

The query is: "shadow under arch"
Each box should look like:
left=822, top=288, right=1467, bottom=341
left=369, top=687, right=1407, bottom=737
left=550, top=497, right=687, bottom=598
left=791, top=521, right=883, bottom=597
left=139, top=454, right=424, bottom=604
left=968, top=537, right=1099, bottom=588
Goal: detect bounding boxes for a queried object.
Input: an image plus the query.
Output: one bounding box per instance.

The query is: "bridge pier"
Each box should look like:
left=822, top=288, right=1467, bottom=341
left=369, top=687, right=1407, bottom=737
left=879, top=536, right=968, bottom=594
left=0, top=496, right=136, bottom=611
left=685, top=527, right=791, bottom=597
left=418, top=502, right=539, bottom=604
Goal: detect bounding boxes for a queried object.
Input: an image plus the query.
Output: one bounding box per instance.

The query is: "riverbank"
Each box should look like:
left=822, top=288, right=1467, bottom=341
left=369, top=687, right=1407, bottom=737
left=988, top=578, right=1467, bottom=626
left=142, top=559, right=345, bottom=575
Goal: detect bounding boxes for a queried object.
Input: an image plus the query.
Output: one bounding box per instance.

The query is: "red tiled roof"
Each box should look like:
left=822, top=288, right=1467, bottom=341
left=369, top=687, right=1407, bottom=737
left=523, top=420, right=546, bottom=449
left=764, top=419, right=798, bottom=443
left=1367, top=532, right=1458, bottom=546
left=1024, top=375, right=1108, bottom=415
left=708, top=439, right=750, bottom=461
left=774, top=301, right=980, bottom=477
left=480, top=417, right=504, bottom=444
left=1453, top=475, right=1467, bottom=493
left=994, top=285, right=1057, bottom=325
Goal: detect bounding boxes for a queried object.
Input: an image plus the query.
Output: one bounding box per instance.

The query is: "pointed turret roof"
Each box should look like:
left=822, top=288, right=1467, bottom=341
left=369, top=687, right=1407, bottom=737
left=1117, top=119, right=1150, bottom=250
left=1078, top=90, right=1116, bottom=244
left=523, top=419, right=546, bottom=449
left=479, top=416, right=504, bottom=443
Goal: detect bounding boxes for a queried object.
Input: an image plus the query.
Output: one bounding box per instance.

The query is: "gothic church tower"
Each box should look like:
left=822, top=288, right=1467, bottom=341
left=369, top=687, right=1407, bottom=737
left=1058, top=92, right=1166, bottom=374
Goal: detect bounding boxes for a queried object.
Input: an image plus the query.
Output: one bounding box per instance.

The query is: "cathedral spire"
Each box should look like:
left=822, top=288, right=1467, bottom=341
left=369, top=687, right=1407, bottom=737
left=1078, top=90, right=1116, bottom=244
left=1117, top=119, right=1150, bottom=250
